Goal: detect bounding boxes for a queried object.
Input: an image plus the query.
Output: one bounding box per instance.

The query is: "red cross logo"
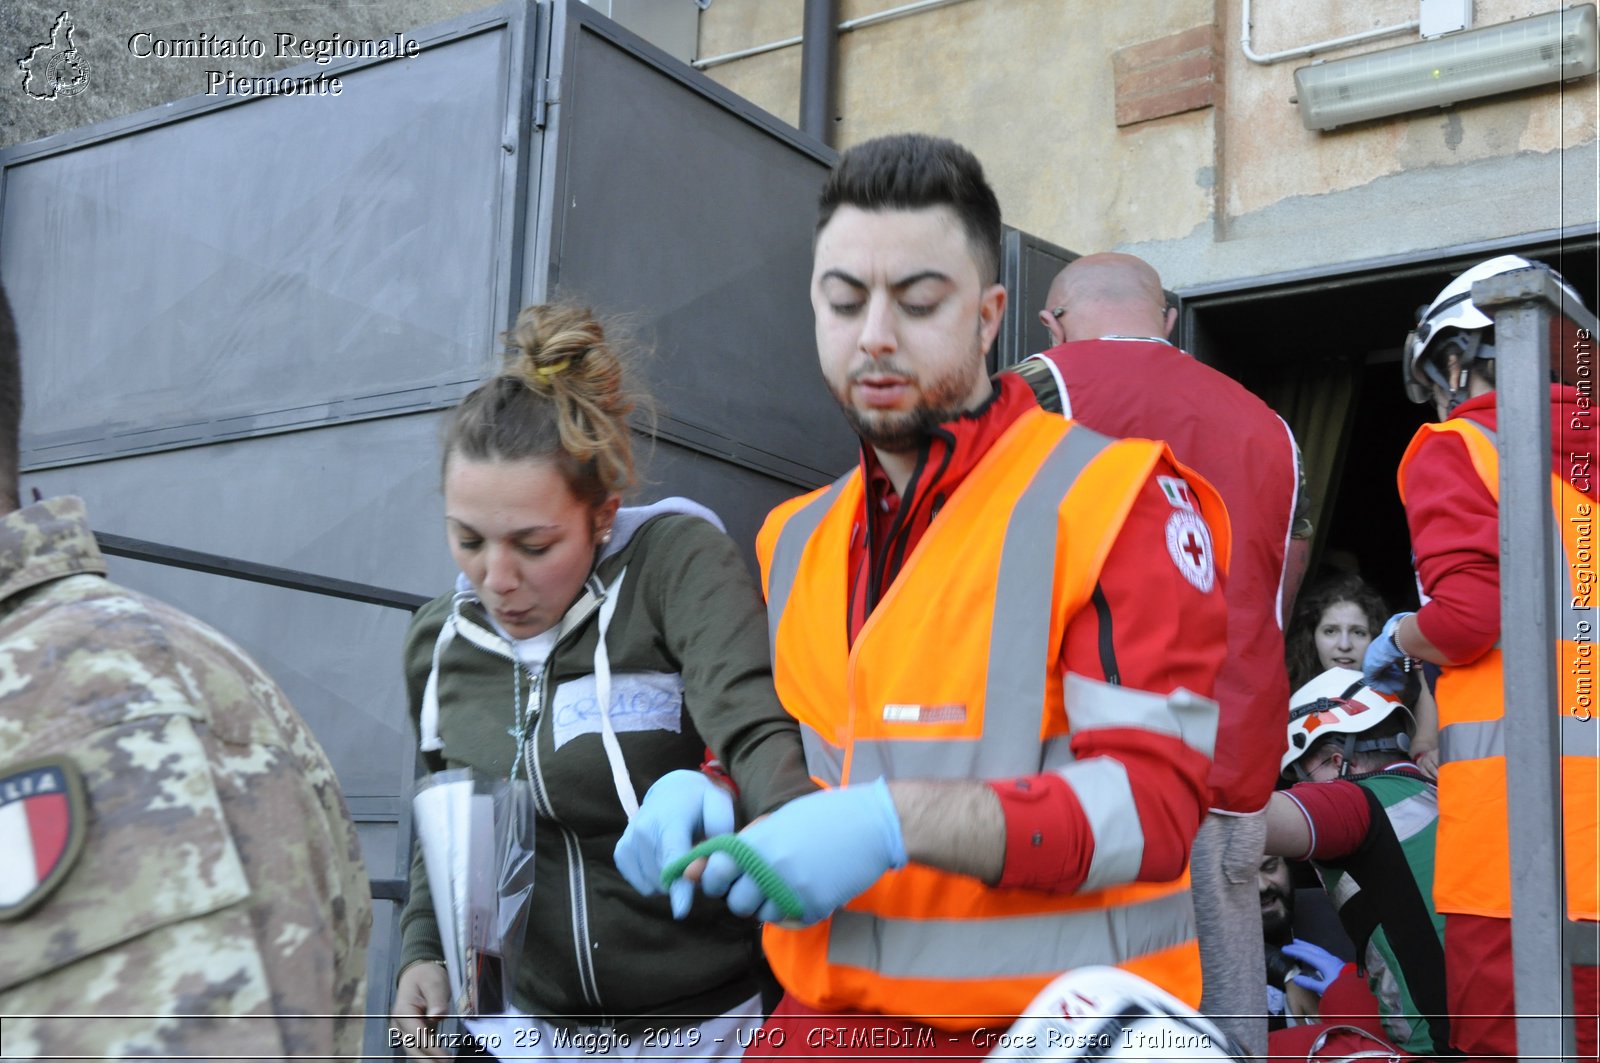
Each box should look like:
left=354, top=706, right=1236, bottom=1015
left=1164, top=510, right=1216, bottom=593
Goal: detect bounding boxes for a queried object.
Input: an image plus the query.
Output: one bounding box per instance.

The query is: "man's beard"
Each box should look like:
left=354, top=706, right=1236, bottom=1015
left=1261, top=886, right=1295, bottom=944
left=838, top=403, right=957, bottom=453
left=831, top=359, right=980, bottom=453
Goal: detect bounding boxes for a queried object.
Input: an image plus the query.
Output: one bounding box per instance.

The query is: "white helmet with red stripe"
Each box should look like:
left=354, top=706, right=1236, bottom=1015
left=986, top=965, right=1246, bottom=1060
left=1282, top=667, right=1409, bottom=776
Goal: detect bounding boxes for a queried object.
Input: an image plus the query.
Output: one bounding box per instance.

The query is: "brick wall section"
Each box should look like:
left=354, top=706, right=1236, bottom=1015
left=1113, top=24, right=1217, bottom=127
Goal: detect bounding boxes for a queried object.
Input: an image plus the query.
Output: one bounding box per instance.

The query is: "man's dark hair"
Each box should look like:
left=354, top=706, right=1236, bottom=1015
left=0, top=284, right=20, bottom=511
left=817, top=133, right=1003, bottom=284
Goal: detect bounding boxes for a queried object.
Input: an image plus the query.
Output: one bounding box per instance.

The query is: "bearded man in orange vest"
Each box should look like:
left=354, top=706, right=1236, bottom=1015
left=618, top=133, right=1233, bottom=1057
left=1363, top=254, right=1599, bottom=1060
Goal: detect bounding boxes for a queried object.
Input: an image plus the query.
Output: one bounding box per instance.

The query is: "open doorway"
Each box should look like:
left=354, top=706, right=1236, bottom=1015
left=1179, top=231, right=1598, bottom=615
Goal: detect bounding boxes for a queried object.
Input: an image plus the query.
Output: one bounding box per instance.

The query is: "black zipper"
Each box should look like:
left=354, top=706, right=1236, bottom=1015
left=866, top=434, right=949, bottom=612
left=525, top=664, right=606, bottom=1013
left=1090, top=582, right=1121, bottom=686
left=461, top=597, right=610, bottom=1016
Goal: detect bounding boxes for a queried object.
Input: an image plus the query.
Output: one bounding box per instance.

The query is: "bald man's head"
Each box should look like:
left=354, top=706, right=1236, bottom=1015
left=1040, top=252, right=1176, bottom=346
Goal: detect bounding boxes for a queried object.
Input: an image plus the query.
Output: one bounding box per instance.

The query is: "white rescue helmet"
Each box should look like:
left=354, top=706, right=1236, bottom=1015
left=987, top=965, right=1246, bottom=1060
left=1403, top=254, right=1586, bottom=406
left=1282, top=667, right=1409, bottom=777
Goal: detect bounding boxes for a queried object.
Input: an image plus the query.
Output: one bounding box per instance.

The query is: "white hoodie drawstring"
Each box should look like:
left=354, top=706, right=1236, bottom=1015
left=592, top=567, right=639, bottom=820
left=418, top=590, right=474, bottom=753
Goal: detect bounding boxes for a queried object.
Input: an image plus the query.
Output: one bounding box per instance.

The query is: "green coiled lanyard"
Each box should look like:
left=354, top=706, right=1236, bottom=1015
left=658, top=835, right=804, bottom=922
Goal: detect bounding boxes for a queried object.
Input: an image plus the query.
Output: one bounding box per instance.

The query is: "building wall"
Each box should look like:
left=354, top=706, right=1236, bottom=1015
left=697, top=0, right=1598, bottom=289
left=9, top=0, right=1590, bottom=291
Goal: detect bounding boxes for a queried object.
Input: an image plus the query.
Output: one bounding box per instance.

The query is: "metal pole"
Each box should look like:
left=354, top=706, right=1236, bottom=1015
left=94, top=531, right=432, bottom=612
left=800, top=0, right=838, bottom=146
left=694, top=0, right=970, bottom=71
left=1476, top=268, right=1580, bottom=1060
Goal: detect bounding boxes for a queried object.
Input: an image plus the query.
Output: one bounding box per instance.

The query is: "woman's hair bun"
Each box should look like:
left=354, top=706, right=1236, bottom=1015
left=444, top=302, right=643, bottom=505
left=508, top=304, right=606, bottom=388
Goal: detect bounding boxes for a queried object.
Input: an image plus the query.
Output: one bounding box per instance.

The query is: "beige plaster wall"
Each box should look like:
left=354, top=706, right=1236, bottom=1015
left=698, top=0, right=1220, bottom=255
left=7, top=0, right=1593, bottom=286
left=698, top=0, right=1596, bottom=287
left=697, top=0, right=804, bottom=128
left=1222, top=0, right=1597, bottom=217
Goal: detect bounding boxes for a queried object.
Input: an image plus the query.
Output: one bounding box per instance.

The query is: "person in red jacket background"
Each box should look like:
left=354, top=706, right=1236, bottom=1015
left=1363, top=254, right=1598, bottom=1061
left=1013, top=252, right=1310, bottom=1056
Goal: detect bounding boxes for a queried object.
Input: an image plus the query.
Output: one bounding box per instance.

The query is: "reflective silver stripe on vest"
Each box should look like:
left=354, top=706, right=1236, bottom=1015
left=826, top=889, right=1195, bottom=979
left=766, top=475, right=853, bottom=784
left=848, top=426, right=1114, bottom=783
left=802, top=722, right=845, bottom=787
left=1438, top=715, right=1598, bottom=764
left=765, top=473, right=853, bottom=666
left=1064, top=674, right=1219, bottom=760
left=1386, top=789, right=1440, bottom=844
left=1459, top=421, right=1587, bottom=644
left=1058, top=757, right=1144, bottom=890
left=1042, top=735, right=1074, bottom=771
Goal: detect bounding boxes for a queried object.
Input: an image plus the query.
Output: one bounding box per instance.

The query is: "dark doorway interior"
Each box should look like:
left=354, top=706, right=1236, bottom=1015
left=1317, top=357, right=1434, bottom=613
left=1181, top=234, right=1598, bottom=615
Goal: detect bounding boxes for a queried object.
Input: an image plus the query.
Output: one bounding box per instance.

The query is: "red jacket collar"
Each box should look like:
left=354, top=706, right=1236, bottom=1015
left=850, top=374, right=1039, bottom=635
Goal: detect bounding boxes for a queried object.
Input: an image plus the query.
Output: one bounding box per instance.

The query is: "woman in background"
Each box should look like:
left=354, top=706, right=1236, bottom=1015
left=1287, top=572, right=1438, bottom=775
left=1286, top=573, right=1387, bottom=690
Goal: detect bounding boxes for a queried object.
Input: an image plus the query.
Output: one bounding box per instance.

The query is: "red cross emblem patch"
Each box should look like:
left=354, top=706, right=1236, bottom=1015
left=0, top=758, right=87, bottom=920
left=1164, top=510, right=1216, bottom=594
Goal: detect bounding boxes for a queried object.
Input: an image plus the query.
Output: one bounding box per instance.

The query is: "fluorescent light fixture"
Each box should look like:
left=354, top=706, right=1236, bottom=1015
left=1294, top=4, right=1598, bottom=131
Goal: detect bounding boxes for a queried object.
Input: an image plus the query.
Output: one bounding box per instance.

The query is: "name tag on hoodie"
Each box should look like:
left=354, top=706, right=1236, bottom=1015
left=550, top=672, right=684, bottom=750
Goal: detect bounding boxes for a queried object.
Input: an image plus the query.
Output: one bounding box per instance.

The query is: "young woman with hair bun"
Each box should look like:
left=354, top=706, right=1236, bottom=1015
left=390, top=304, right=814, bottom=1058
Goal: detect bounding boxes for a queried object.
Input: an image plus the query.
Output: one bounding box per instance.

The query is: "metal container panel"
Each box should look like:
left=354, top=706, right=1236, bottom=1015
left=535, top=4, right=855, bottom=494
left=21, top=412, right=461, bottom=597
left=997, top=229, right=1077, bottom=370
left=4, top=20, right=517, bottom=468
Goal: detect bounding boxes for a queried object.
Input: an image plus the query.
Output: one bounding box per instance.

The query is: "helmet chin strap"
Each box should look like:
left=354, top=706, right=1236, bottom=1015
left=1428, top=331, right=1492, bottom=416
left=1337, top=732, right=1411, bottom=777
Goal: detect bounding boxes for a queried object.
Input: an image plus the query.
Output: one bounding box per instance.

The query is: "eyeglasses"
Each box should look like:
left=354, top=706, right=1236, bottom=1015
left=1294, top=750, right=1341, bottom=782
left=1048, top=307, right=1066, bottom=321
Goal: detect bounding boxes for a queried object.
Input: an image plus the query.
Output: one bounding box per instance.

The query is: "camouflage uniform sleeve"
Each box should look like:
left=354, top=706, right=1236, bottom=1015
left=0, top=572, right=372, bottom=1060
left=206, top=620, right=374, bottom=1055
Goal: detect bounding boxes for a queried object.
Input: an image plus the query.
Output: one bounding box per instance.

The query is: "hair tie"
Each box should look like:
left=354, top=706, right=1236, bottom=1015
left=535, top=358, right=572, bottom=378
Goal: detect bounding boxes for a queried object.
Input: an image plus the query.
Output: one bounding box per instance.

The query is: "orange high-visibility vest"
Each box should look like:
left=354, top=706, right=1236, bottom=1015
left=755, top=408, right=1229, bottom=1028
left=1400, top=418, right=1599, bottom=921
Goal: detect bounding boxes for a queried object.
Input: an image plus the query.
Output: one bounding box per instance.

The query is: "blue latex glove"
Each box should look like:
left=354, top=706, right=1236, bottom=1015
left=699, top=779, right=907, bottom=925
left=1283, top=938, right=1344, bottom=996
left=613, top=769, right=735, bottom=919
left=1362, top=611, right=1415, bottom=695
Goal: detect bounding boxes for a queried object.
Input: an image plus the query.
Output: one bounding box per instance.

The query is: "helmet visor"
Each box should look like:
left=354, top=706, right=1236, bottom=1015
left=1401, top=330, right=1434, bottom=405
